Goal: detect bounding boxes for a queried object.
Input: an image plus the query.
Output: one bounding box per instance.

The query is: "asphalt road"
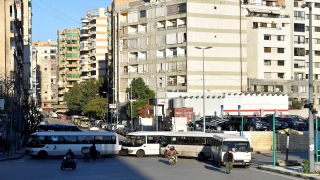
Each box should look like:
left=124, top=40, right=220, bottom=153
left=0, top=155, right=304, bottom=180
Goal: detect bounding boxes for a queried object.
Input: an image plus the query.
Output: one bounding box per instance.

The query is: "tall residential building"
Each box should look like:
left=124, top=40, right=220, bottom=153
left=32, top=40, right=58, bottom=113
left=246, top=0, right=320, bottom=109
left=79, top=8, right=108, bottom=82
left=112, top=0, right=247, bottom=115
left=56, top=29, right=81, bottom=113
left=0, top=0, right=32, bottom=112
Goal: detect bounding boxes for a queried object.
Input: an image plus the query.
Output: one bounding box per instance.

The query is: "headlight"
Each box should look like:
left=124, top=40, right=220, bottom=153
left=256, top=123, right=261, bottom=126
left=276, top=123, right=280, bottom=126
left=294, top=123, right=297, bottom=125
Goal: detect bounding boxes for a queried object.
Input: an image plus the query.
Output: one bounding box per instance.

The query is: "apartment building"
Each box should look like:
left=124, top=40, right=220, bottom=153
left=113, top=0, right=247, bottom=105
left=56, top=28, right=80, bottom=113
left=32, top=40, right=58, bottom=113
left=0, top=0, right=32, bottom=111
left=79, top=8, right=109, bottom=82
left=246, top=0, right=320, bottom=108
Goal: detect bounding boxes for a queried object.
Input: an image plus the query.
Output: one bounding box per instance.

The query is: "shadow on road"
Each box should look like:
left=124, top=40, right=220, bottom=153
left=158, top=159, right=168, bottom=165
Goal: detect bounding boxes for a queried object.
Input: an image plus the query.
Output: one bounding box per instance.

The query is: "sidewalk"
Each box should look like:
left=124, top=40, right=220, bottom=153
left=258, top=165, right=320, bottom=180
left=0, top=148, right=25, bottom=162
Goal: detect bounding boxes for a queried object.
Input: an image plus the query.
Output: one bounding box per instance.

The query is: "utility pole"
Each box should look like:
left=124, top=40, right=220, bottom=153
left=314, top=75, right=317, bottom=110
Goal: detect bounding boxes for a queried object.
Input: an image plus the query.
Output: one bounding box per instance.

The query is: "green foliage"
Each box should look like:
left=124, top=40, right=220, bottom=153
left=125, top=78, right=155, bottom=118
left=64, top=79, right=104, bottom=113
left=289, top=98, right=302, bottom=109
left=302, top=159, right=310, bottom=173
left=83, top=97, right=107, bottom=121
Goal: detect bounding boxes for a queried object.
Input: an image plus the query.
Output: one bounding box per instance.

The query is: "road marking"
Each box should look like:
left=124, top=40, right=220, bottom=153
left=250, top=167, right=304, bottom=180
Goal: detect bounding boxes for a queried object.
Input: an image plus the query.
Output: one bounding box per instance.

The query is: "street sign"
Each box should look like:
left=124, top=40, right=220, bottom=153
left=109, top=104, right=116, bottom=109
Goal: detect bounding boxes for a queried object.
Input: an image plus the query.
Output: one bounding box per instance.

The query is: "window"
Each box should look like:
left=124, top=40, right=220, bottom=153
left=134, top=136, right=146, bottom=147
left=306, top=62, right=309, bottom=68
left=316, top=3, right=320, bottom=8
left=277, top=35, right=284, bottom=41
left=300, top=86, right=306, bottom=93
left=306, top=50, right=309, bottom=55
left=294, top=48, right=305, bottom=56
left=282, top=23, right=285, bottom=27
left=260, top=23, right=267, bottom=27
left=264, top=35, right=271, bottom=40
left=306, top=14, right=309, bottom=19
left=294, top=35, right=305, bottom=44
left=294, top=23, right=305, bottom=32
left=305, top=38, right=309, bottom=43
left=306, top=26, right=309, bottom=31
left=315, top=27, right=320, bottom=32
left=264, top=72, right=271, bottom=79
left=264, top=60, right=271, bottom=66
left=271, top=23, right=276, bottom=28
left=277, top=48, right=284, bottom=53
left=294, top=11, right=305, bottom=20
left=294, top=2, right=298, bottom=7
left=278, top=73, right=284, bottom=79
left=316, top=51, right=320, bottom=56
left=264, top=47, right=271, bottom=53
left=253, top=22, right=258, bottom=28
left=140, top=10, right=146, bottom=18
left=294, top=60, right=305, bottom=68
left=315, top=15, right=320, bottom=20
left=315, top=62, right=320, bottom=68
left=278, top=60, right=285, bottom=66
left=147, top=136, right=162, bottom=144
left=315, top=39, right=320, bottom=44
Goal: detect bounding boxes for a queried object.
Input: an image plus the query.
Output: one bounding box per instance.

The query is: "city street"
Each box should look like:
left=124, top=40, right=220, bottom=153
left=0, top=155, right=304, bottom=180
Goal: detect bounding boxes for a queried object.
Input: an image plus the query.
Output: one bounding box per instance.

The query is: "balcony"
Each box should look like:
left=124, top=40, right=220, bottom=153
left=80, top=46, right=89, bottom=51
left=80, top=68, right=89, bottom=72
left=90, top=67, right=97, bottom=71
left=66, top=63, right=78, bottom=68
left=80, top=54, right=88, bottom=59
left=80, top=33, right=88, bottom=37
left=81, top=75, right=89, bottom=79
left=80, top=25, right=88, bottom=30
left=81, top=18, right=89, bottom=23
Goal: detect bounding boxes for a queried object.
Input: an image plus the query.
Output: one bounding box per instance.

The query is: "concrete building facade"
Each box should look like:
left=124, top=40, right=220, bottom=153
left=79, top=8, right=109, bottom=82
left=56, top=28, right=80, bottom=113
left=32, top=40, right=58, bottom=113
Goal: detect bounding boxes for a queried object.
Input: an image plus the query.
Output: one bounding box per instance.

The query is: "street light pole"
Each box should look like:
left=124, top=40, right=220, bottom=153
left=130, top=83, right=133, bottom=128
left=194, top=46, right=212, bottom=133
left=303, top=2, right=315, bottom=172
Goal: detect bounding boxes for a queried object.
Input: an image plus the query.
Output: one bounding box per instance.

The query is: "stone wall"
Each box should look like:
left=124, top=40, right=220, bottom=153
left=250, top=131, right=313, bottom=152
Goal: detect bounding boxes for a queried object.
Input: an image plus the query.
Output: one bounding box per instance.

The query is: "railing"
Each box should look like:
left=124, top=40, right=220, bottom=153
left=253, top=26, right=282, bottom=30
left=178, top=24, right=186, bottom=28
left=157, top=27, right=166, bottom=31
left=167, top=26, right=177, bottom=30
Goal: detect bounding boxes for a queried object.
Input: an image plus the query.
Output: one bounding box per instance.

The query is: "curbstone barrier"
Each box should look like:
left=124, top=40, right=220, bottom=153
left=258, top=165, right=320, bottom=180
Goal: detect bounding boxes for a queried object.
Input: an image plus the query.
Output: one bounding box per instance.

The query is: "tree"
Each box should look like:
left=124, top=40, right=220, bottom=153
left=82, top=97, right=107, bottom=121
left=289, top=98, right=302, bottom=109
left=126, top=78, right=155, bottom=118
left=64, top=82, right=83, bottom=112
left=137, top=103, right=153, bottom=118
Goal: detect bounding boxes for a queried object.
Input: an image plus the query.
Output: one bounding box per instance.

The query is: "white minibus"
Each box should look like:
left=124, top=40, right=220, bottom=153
left=211, top=134, right=252, bottom=168
left=160, top=132, right=219, bottom=160
left=25, top=131, right=119, bottom=159
left=121, top=131, right=170, bottom=157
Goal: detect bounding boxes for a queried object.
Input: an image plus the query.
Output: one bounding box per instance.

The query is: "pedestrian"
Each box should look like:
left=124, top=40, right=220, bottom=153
left=3, top=138, right=11, bottom=156
left=223, top=148, right=234, bottom=174
left=90, top=144, right=97, bottom=161
left=0, top=136, right=4, bottom=153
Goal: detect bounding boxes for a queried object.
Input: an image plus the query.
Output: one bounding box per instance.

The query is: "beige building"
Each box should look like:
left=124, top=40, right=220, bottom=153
left=79, top=8, right=109, bottom=81
left=0, top=0, right=32, bottom=111
left=112, top=0, right=247, bottom=120
left=56, top=29, right=81, bottom=113
left=32, top=40, right=58, bottom=113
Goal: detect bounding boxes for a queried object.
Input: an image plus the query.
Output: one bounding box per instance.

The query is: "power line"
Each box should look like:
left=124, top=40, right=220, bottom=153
left=33, top=3, right=77, bottom=23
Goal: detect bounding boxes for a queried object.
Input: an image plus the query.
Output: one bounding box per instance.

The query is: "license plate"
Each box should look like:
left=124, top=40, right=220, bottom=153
left=263, top=127, right=267, bottom=128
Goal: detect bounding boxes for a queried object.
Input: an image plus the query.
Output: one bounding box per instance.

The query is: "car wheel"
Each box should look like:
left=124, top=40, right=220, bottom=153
left=228, top=125, right=234, bottom=131
left=198, top=152, right=207, bottom=161
left=163, top=150, right=168, bottom=158
left=60, top=165, right=65, bottom=170
left=136, top=150, right=144, bottom=158
left=249, top=126, right=255, bottom=131
left=37, top=151, right=47, bottom=159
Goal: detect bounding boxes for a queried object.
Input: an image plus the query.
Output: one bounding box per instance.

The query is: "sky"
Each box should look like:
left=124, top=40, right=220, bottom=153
left=32, top=0, right=112, bottom=42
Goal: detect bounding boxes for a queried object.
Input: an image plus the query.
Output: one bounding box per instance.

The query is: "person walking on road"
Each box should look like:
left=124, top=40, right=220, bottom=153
left=3, top=138, right=11, bottom=156
left=223, top=148, right=234, bottom=174
left=90, top=144, right=97, bottom=161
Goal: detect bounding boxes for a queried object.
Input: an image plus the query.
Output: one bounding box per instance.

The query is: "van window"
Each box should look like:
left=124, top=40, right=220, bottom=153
left=134, top=136, right=146, bottom=147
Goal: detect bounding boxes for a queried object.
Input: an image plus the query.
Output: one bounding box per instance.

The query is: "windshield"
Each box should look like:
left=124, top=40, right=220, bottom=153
left=25, top=135, right=46, bottom=148
left=222, top=141, right=250, bottom=152
left=248, top=118, right=260, bottom=122
left=161, top=136, right=171, bottom=147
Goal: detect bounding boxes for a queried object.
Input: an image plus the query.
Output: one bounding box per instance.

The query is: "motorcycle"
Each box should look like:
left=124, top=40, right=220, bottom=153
left=60, top=155, right=77, bottom=170
left=168, top=155, right=177, bottom=165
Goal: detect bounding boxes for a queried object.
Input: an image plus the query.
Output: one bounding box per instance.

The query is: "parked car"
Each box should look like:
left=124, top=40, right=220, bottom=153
left=246, top=117, right=268, bottom=131
left=260, top=116, right=288, bottom=130
left=278, top=117, right=307, bottom=131
left=225, top=116, right=247, bottom=131
left=285, top=115, right=306, bottom=121
left=89, top=125, right=99, bottom=131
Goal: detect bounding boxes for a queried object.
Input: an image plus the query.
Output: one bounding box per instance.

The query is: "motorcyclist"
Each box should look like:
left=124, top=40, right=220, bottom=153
left=64, top=149, right=75, bottom=165
left=90, top=144, right=97, bottom=161
left=167, top=146, right=178, bottom=162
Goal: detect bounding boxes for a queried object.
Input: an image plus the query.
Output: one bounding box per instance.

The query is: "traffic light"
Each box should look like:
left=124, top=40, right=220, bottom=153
left=304, top=102, right=318, bottom=114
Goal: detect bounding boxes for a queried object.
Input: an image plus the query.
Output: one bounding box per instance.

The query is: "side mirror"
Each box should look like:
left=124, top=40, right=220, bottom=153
left=250, top=148, right=253, bottom=152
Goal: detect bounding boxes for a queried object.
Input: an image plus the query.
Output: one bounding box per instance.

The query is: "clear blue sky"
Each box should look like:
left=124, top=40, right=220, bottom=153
left=32, top=0, right=112, bottom=42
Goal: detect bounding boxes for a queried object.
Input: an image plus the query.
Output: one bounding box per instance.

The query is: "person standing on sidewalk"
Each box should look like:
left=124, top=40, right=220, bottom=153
left=223, top=148, right=234, bottom=174
left=0, top=136, right=4, bottom=153
left=3, top=138, right=11, bottom=156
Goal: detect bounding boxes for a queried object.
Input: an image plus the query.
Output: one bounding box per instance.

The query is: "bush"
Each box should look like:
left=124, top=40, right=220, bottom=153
left=302, top=159, right=310, bottom=173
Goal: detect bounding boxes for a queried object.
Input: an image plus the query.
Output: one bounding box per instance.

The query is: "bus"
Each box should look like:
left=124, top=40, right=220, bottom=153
left=160, top=132, right=219, bottom=160
left=121, top=131, right=170, bottom=157
left=37, top=124, right=81, bottom=132
left=211, top=134, right=251, bottom=168
left=25, top=131, right=119, bottom=159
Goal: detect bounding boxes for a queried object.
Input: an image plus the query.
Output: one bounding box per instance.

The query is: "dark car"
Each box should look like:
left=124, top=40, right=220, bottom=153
left=278, top=117, right=307, bottom=130
left=285, top=115, right=306, bottom=121
left=246, top=117, right=268, bottom=131
left=260, top=117, right=288, bottom=130
left=225, top=116, right=246, bottom=131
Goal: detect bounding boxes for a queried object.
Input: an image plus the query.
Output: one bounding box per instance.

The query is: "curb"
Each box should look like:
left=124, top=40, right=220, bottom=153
left=0, top=153, right=25, bottom=162
left=258, top=166, right=320, bottom=180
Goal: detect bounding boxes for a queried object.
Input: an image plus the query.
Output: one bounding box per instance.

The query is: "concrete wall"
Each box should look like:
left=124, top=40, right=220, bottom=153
left=248, top=131, right=319, bottom=152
